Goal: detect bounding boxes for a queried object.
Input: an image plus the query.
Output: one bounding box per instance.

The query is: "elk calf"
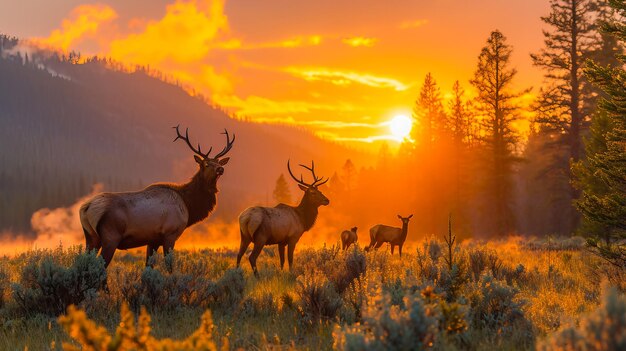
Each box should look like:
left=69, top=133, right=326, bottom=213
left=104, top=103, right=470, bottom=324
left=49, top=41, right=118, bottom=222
left=79, top=125, right=234, bottom=268
left=366, top=215, right=413, bottom=256
left=237, top=161, right=329, bottom=276
left=341, top=227, right=358, bottom=250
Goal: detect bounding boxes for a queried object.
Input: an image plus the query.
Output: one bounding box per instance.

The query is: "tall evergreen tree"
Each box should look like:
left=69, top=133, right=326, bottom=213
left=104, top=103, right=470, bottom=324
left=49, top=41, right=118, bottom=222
left=471, top=30, right=522, bottom=237
left=448, top=81, right=473, bottom=233
left=575, top=0, right=626, bottom=268
left=273, top=173, right=292, bottom=204
left=412, top=73, right=447, bottom=147
left=530, top=0, right=597, bottom=233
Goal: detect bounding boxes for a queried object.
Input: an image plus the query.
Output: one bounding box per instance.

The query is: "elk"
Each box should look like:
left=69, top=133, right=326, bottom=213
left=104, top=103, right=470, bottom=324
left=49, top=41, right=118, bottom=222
left=237, top=160, right=329, bottom=276
left=79, top=125, right=235, bottom=268
left=366, top=215, right=413, bottom=256
left=341, top=226, right=358, bottom=250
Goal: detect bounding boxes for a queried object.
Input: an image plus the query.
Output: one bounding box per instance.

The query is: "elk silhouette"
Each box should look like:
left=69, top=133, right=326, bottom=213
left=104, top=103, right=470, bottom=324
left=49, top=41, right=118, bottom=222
left=366, top=215, right=413, bottom=256
left=79, top=125, right=235, bottom=268
left=341, top=226, right=358, bottom=250
left=237, top=160, right=329, bottom=276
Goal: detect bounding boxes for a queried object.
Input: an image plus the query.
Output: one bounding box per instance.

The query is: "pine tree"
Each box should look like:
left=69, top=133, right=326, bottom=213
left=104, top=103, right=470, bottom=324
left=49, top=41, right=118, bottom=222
left=342, top=159, right=356, bottom=194
left=273, top=174, right=292, bottom=204
left=530, top=0, right=598, bottom=233
left=448, top=81, right=471, bottom=220
left=575, top=0, right=626, bottom=268
left=412, top=73, right=447, bottom=147
left=470, top=30, right=523, bottom=237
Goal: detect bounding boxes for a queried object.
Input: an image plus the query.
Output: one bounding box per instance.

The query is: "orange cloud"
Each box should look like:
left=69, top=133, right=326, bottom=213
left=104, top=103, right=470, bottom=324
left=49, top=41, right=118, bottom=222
left=213, top=94, right=355, bottom=116
left=35, top=4, right=117, bottom=52
left=108, top=0, right=228, bottom=65
left=216, top=35, right=324, bottom=50
left=342, top=36, right=377, bottom=47
left=399, top=19, right=429, bottom=29
left=286, top=67, right=411, bottom=91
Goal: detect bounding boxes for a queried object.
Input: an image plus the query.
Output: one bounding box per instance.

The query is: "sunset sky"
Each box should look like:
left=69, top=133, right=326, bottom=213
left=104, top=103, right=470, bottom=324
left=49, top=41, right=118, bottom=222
left=1, top=0, right=550, bottom=148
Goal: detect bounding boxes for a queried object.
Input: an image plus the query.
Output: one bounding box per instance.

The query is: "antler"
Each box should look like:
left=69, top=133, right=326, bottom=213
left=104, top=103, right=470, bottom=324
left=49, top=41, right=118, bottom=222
left=173, top=125, right=212, bottom=159
left=287, top=160, right=329, bottom=188
left=213, top=128, right=235, bottom=159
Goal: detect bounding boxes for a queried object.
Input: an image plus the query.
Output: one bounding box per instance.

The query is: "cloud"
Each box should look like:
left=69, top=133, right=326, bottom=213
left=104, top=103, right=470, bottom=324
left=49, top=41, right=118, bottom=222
left=399, top=19, right=429, bottom=29
left=286, top=67, right=411, bottom=91
left=242, top=117, right=383, bottom=129
left=213, top=94, right=355, bottom=116
left=214, top=35, right=324, bottom=51
left=34, top=4, right=117, bottom=52
left=108, top=0, right=228, bottom=65
left=342, top=36, right=377, bottom=47
left=318, top=133, right=403, bottom=143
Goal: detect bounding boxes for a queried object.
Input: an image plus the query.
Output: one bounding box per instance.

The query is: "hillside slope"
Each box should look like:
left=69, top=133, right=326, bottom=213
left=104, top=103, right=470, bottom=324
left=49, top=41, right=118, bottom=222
left=0, top=39, right=369, bottom=232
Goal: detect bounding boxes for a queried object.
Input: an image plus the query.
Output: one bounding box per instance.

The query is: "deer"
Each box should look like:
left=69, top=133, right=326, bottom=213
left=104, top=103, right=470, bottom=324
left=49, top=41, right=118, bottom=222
left=79, top=125, right=235, bottom=269
left=341, top=226, right=358, bottom=250
left=237, top=160, right=329, bottom=276
left=366, top=215, right=413, bottom=256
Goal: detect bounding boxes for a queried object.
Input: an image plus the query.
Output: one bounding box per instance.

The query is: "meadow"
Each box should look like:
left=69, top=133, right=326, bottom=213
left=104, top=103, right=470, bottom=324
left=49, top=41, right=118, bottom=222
left=0, top=235, right=624, bottom=350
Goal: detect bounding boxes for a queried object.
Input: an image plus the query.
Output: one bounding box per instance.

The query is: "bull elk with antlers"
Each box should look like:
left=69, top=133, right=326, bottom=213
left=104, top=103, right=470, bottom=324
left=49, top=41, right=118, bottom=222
left=79, top=125, right=235, bottom=268
left=237, top=161, right=329, bottom=276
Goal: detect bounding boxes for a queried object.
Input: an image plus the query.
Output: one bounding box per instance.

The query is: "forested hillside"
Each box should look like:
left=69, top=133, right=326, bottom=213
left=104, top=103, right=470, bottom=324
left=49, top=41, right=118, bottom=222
left=0, top=36, right=368, bottom=233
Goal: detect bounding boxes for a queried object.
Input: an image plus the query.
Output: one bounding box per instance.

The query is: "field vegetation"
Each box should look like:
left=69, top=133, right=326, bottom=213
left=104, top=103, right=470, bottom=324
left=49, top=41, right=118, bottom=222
left=0, top=235, right=623, bottom=350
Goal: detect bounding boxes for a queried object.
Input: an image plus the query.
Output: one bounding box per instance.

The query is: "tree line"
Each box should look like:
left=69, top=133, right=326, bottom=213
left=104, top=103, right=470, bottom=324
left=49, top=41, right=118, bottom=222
left=268, top=1, right=624, bottom=263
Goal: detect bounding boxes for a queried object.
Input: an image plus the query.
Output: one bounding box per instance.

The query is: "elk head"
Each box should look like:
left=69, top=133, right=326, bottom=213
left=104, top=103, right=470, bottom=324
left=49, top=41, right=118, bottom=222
left=174, top=125, right=235, bottom=189
left=287, top=160, right=330, bottom=206
left=397, top=214, right=413, bottom=225
left=351, top=226, right=358, bottom=233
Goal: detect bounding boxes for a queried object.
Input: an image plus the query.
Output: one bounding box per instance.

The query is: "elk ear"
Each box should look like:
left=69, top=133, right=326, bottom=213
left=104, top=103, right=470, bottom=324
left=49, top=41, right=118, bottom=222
left=298, top=184, right=308, bottom=192
left=397, top=215, right=402, bottom=220
left=194, top=155, right=204, bottom=165
left=408, top=214, right=413, bottom=218
left=218, top=157, right=230, bottom=166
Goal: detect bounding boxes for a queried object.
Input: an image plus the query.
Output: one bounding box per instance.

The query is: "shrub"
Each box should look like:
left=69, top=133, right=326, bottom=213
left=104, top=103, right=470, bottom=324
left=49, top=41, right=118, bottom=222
left=469, top=275, right=528, bottom=334
left=12, top=250, right=106, bottom=316
left=128, top=267, right=244, bottom=311
left=438, top=262, right=468, bottom=302
left=334, top=294, right=438, bottom=350
left=239, top=293, right=278, bottom=318
left=213, top=268, right=245, bottom=307
left=296, top=273, right=343, bottom=324
left=331, top=248, right=366, bottom=294
left=468, top=249, right=489, bottom=282
left=58, top=302, right=225, bottom=351
left=0, top=266, right=8, bottom=309
left=538, top=286, right=626, bottom=351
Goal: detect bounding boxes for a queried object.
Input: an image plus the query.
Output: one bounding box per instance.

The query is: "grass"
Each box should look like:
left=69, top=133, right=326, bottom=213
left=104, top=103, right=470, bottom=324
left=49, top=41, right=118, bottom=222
left=0, top=236, right=622, bottom=350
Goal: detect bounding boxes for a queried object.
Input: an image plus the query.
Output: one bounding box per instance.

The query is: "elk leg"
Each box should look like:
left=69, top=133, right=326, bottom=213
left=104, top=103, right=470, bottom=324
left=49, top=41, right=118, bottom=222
left=236, top=232, right=251, bottom=267
left=287, top=242, right=296, bottom=270
left=249, top=243, right=264, bottom=277
left=100, top=243, right=117, bottom=268
left=146, top=244, right=159, bottom=267
left=373, top=241, right=384, bottom=250
left=391, top=245, right=395, bottom=254
left=163, top=239, right=176, bottom=273
left=399, top=244, right=403, bottom=257
left=278, top=243, right=286, bottom=270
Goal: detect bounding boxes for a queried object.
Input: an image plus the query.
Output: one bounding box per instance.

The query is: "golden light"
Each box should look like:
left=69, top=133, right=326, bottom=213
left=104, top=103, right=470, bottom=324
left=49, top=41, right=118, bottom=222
left=389, top=114, right=413, bottom=140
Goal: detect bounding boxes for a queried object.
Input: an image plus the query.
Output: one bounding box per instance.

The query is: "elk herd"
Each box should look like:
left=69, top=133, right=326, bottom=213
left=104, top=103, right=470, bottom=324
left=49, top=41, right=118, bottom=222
left=80, top=125, right=414, bottom=276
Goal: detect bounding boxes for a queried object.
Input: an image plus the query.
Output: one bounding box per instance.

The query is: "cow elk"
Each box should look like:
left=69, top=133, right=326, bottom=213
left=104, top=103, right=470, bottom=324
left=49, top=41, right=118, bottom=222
left=237, top=160, right=329, bottom=276
left=79, top=125, right=235, bottom=268
left=341, top=226, right=358, bottom=250
left=366, top=214, right=413, bottom=256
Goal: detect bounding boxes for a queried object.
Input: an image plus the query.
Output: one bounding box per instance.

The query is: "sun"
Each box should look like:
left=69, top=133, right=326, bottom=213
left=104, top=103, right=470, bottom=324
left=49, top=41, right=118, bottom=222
left=389, top=114, right=413, bottom=140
